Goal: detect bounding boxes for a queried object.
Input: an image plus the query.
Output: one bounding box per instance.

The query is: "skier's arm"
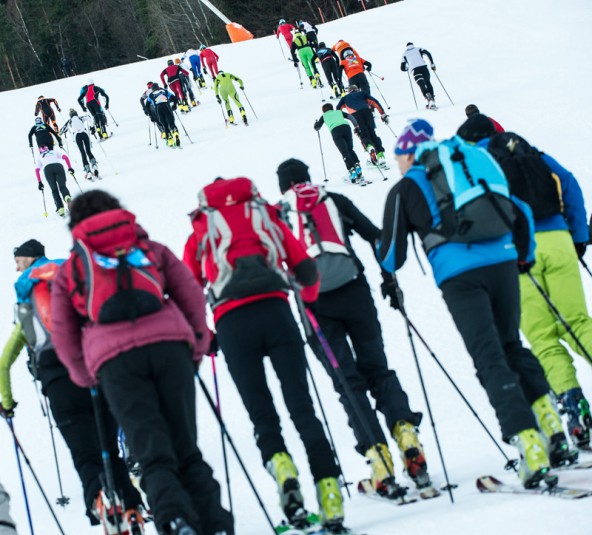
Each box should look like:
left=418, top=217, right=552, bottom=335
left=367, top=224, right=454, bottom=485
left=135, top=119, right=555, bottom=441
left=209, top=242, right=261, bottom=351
left=61, top=153, right=72, bottom=170
left=343, top=112, right=359, bottom=129
left=77, top=89, right=86, bottom=110
left=337, top=63, right=344, bottom=79
left=213, top=78, right=220, bottom=96
left=99, top=88, right=110, bottom=108
left=0, top=324, right=26, bottom=410
left=34, top=102, right=41, bottom=116
left=160, top=70, right=167, bottom=86
left=330, top=193, right=381, bottom=244
left=313, top=116, right=324, bottom=131
left=290, top=42, right=298, bottom=63
left=213, top=51, right=219, bottom=61
left=400, top=58, right=408, bottom=72
left=420, top=48, right=434, bottom=66
left=182, top=233, right=204, bottom=284
left=510, top=195, right=536, bottom=263
left=366, top=95, right=385, bottom=115
left=27, top=127, right=34, bottom=147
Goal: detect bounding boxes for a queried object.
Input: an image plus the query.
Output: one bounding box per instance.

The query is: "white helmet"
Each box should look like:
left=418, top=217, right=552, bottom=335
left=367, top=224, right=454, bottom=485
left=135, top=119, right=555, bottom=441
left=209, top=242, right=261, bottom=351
left=87, top=78, right=94, bottom=85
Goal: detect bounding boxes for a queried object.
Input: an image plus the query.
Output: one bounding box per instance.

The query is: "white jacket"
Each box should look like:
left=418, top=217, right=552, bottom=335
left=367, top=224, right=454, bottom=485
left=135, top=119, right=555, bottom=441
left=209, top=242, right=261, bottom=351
left=401, top=45, right=433, bottom=71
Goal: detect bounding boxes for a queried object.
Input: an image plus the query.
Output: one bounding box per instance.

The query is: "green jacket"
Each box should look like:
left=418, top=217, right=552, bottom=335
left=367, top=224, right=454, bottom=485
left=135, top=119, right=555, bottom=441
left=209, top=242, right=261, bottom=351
left=314, top=109, right=358, bottom=133
left=214, top=73, right=243, bottom=97
left=0, top=324, right=26, bottom=409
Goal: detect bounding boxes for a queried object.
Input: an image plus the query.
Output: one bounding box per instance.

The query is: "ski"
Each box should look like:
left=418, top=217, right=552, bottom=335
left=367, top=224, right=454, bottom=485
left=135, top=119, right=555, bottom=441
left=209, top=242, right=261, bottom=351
left=357, top=479, right=417, bottom=505
left=552, top=459, right=592, bottom=472
left=276, top=513, right=365, bottom=535
left=476, top=475, right=592, bottom=499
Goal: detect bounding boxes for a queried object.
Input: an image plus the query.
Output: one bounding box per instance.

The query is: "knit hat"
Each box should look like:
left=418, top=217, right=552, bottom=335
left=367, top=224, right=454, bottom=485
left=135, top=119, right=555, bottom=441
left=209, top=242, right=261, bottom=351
left=394, top=119, right=434, bottom=155
left=14, top=239, right=45, bottom=258
left=465, top=104, right=480, bottom=117
left=457, top=113, right=495, bottom=142
left=277, top=158, right=310, bottom=194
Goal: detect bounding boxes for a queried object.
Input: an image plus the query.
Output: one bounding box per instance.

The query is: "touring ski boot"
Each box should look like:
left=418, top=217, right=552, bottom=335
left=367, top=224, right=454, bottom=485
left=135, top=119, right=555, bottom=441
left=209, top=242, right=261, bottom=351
left=316, top=477, right=344, bottom=532
left=90, top=158, right=99, bottom=177
left=314, top=73, right=323, bottom=88
left=93, top=490, right=129, bottom=534
left=310, top=75, right=318, bottom=88
left=173, top=130, right=181, bottom=146
left=558, top=387, right=592, bottom=449
left=266, top=452, right=308, bottom=527
left=393, top=420, right=433, bottom=490
left=198, top=75, right=206, bottom=88
left=355, top=163, right=363, bottom=178
left=161, top=131, right=167, bottom=140
left=348, top=167, right=358, bottom=184
left=167, top=134, right=175, bottom=147
left=332, top=84, right=340, bottom=98
left=511, top=428, right=556, bottom=488
left=376, top=151, right=387, bottom=168
left=227, top=111, right=235, bottom=124
left=101, top=127, right=108, bottom=139
left=367, top=145, right=378, bottom=165
left=239, top=107, right=248, bottom=125
left=83, top=164, right=93, bottom=180
left=164, top=517, right=197, bottom=535
left=57, top=207, right=66, bottom=217
left=364, top=444, right=406, bottom=499
left=64, top=195, right=72, bottom=210
left=532, top=394, right=578, bottom=466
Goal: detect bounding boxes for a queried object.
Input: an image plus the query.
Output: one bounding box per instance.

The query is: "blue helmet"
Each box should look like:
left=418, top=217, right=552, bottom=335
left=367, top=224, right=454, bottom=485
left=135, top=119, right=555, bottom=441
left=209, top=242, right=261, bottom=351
left=279, top=19, right=286, bottom=24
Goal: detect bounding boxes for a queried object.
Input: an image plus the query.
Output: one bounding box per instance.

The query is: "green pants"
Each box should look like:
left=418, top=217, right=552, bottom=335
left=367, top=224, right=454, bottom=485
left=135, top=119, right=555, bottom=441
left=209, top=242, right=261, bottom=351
left=298, top=47, right=317, bottom=78
left=519, top=230, right=592, bottom=394
left=220, top=88, right=242, bottom=114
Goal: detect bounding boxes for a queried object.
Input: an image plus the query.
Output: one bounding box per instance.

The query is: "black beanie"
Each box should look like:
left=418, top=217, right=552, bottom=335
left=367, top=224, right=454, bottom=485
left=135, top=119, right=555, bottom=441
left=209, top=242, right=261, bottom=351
left=277, top=158, right=310, bottom=194
left=14, top=239, right=45, bottom=258
left=457, top=113, right=495, bottom=142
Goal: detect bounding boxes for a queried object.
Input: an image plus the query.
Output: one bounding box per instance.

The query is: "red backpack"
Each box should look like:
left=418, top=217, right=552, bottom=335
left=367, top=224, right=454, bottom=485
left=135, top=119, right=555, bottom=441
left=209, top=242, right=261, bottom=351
left=65, top=209, right=164, bottom=324
left=282, top=183, right=358, bottom=292
left=192, top=177, right=289, bottom=307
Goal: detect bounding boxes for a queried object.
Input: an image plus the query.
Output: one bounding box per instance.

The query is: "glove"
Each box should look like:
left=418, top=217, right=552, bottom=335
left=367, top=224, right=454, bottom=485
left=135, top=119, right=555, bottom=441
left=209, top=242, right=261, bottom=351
left=105, top=104, right=109, bottom=110
left=431, top=64, right=436, bottom=71
left=314, top=121, right=322, bottom=132
left=381, top=281, right=403, bottom=311
left=59, top=144, right=64, bottom=149
left=365, top=62, right=372, bottom=72
left=171, top=104, right=178, bottom=111
left=38, top=181, right=44, bottom=191
left=68, top=168, right=75, bottom=175
left=164, top=83, right=168, bottom=89
left=293, top=60, right=299, bottom=67
left=239, top=86, right=244, bottom=90
left=81, top=106, right=87, bottom=112
left=216, top=95, right=221, bottom=104
left=203, top=67, right=208, bottom=75
left=57, top=107, right=61, bottom=112
left=575, top=242, right=587, bottom=259
left=29, top=144, right=33, bottom=148
left=208, top=332, right=219, bottom=356
left=381, top=114, right=389, bottom=124
left=354, top=127, right=361, bottom=137
left=0, top=401, right=17, bottom=419
left=517, top=260, right=534, bottom=274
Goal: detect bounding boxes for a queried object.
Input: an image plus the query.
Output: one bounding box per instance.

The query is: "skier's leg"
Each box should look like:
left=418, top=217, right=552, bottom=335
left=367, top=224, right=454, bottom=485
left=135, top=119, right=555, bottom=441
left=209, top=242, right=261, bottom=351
left=44, top=165, right=63, bottom=209
left=82, top=133, right=96, bottom=163
left=331, top=126, right=356, bottom=170
left=55, top=167, right=71, bottom=202
left=75, top=133, right=89, bottom=167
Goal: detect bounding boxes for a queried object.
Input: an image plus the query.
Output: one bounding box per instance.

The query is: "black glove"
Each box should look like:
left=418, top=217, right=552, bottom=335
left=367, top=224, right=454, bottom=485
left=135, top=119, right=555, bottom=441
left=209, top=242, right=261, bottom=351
left=59, top=144, right=64, bottom=149
left=365, top=62, right=372, bottom=72
left=293, top=60, right=299, bottom=67
left=68, top=168, right=75, bottom=175
left=381, top=280, right=403, bottom=311
left=216, top=95, right=221, bottom=104
left=57, top=107, right=61, bottom=112
left=29, top=144, right=33, bottom=148
left=575, top=242, right=587, bottom=259
left=354, top=127, right=361, bottom=137
left=105, top=104, right=109, bottom=110
left=208, top=332, right=219, bottom=356
left=239, top=86, right=244, bottom=90
left=517, top=260, right=534, bottom=274
left=431, top=64, right=436, bottom=71
left=0, top=401, right=17, bottom=419
left=314, top=121, right=322, bottom=131
left=38, top=182, right=44, bottom=191
left=172, top=104, right=178, bottom=111
left=81, top=106, right=87, bottom=112
left=381, top=114, right=389, bottom=124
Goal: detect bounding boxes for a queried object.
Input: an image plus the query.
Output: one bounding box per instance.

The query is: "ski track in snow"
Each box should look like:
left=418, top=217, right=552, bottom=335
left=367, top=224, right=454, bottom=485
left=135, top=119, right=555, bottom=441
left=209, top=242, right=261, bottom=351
left=1, top=1, right=591, bottom=533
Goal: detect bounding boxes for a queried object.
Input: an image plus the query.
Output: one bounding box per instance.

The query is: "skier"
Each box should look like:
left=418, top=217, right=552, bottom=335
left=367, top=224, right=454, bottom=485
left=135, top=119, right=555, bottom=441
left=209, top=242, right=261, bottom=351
left=182, top=48, right=207, bottom=88
left=277, top=159, right=432, bottom=497
left=338, top=49, right=372, bottom=95
left=336, top=85, right=388, bottom=167
left=160, top=59, right=191, bottom=113
left=0, top=239, right=146, bottom=532
left=77, top=79, right=110, bottom=138
left=332, top=40, right=362, bottom=61
left=34, top=95, right=61, bottom=132
left=316, top=42, right=345, bottom=98
left=51, top=190, right=234, bottom=535
left=297, top=20, right=319, bottom=50
left=0, top=481, right=16, bottom=534
left=175, top=58, right=198, bottom=107
left=291, top=27, right=321, bottom=88
left=184, top=177, right=345, bottom=532
left=458, top=113, right=592, bottom=449
left=465, top=104, right=504, bottom=132
left=313, top=103, right=362, bottom=182
left=214, top=72, right=248, bottom=125
left=401, top=42, right=437, bottom=109
left=60, top=109, right=98, bottom=180
left=141, top=82, right=165, bottom=138
left=276, top=19, right=296, bottom=48
left=34, top=146, right=73, bottom=216
left=28, top=117, right=62, bottom=151
left=199, top=45, right=220, bottom=78
left=146, top=82, right=181, bottom=147
left=378, top=119, right=575, bottom=488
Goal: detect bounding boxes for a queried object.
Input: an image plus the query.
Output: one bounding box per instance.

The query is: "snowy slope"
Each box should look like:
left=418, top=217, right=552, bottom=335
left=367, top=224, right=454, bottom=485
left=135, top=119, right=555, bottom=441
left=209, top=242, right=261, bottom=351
left=1, top=0, right=592, bottom=533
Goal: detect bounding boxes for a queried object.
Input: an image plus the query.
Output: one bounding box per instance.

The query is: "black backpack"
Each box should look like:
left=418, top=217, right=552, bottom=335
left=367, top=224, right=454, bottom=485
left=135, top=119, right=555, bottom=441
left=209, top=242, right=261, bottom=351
left=488, top=132, right=563, bottom=220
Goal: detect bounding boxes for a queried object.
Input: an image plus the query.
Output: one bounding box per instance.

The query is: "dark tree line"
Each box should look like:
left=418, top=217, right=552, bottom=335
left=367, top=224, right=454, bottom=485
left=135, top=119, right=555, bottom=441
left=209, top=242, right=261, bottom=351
left=0, top=0, right=397, bottom=91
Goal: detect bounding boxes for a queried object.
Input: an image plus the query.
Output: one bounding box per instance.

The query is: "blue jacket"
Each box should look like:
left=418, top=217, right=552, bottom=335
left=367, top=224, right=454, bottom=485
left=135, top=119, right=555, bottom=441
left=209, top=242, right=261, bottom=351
left=377, top=165, right=536, bottom=287
left=336, top=91, right=385, bottom=115
left=15, top=257, right=65, bottom=303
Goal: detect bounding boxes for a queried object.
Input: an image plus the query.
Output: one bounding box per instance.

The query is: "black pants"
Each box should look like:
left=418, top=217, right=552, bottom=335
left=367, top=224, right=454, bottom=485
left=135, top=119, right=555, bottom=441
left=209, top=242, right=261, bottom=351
left=217, top=299, right=339, bottom=482
left=348, top=72, right=370, bottom=95
left=354, top=108, right=384, bottom=154
left=43, top=163, right=70, bottom=210
left=181, top=76, right=195, bottom=101
left=306, top=31, right=318, bottom=50
left=99, top=341, right=233, bottom=535
left=441, top=261, right=550, bottom=439
left=321, top=60, right=343, bottom=91
left=156, top=103, right=176, bottom=136
left=311, top=275, right=421, bottom=453
left=412, top=65, right=434, bottom=100
left=75, top=132, right=95, bottom=167
left=331, top=124, right=359, bottom=171
left=87, top=100, right=107, bottom=130
left=46, top=375, right=142, bottom=525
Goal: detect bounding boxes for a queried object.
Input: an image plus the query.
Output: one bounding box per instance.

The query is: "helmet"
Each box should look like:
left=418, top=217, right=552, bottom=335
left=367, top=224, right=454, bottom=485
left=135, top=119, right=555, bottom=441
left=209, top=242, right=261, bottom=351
left=279, top=18, right=286, bottom=24
left=406, top=42, right=414, bottom=47
left=199, top=44, right=206, bottom=50
left=87, top=78, right=94, bottom=85
left=167, top=59, right=174, bottom=65
left=174, top=58, right=181, bottom=64
left=34, top=117, right=43, bottom=124
left=318, top=42, right=326, bottom=49
left=348, top=84, right=359, bottom=93
left=147, top=81, right=153, bottom=88
left=344, top=50, right=354, bottom=58
left=69, top=108, right=78, bottom=117
left=151, top=82, right=160, bottom=90
left=38, top=95, right=44, bottom=99
left=39, top=146, right=49, bottom=154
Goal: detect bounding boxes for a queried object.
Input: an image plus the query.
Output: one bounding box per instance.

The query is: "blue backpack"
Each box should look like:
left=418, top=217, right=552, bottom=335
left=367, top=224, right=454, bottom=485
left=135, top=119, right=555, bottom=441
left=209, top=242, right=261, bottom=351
left=416, top=135, right=515, bottom=253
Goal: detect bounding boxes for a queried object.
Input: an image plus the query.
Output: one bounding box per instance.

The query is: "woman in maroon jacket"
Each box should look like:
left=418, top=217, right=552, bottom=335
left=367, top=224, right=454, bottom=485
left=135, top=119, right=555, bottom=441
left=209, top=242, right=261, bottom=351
left=51, top=190, right=233, bottom=535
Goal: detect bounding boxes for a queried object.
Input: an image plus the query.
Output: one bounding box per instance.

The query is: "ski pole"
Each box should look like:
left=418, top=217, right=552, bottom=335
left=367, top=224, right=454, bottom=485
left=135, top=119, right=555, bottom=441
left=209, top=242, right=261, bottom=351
left=30, top=146, right=36, bottom=162
left=527, top=272, right=592, bottom=364
left=369, top=73, right=391, bottom=110
left=369, top=71, right=385, bottom=81
left=295, top=62, right=303, bottom=89
left=580, top=257, right=592, bottom=279
left=277, top=35, right=287, bottom=60
left=7, top=418, right=35, bottom=535
left=433, top=70, right=454, bottom=105
left=173, top=110, right=194, bottom=143
left=218, top=100, right=229, bottom=128
left=154, top=122, right=159, bottom=149
left=69, top=171, right=83, bottom=193
left=40, top=189, right=48, bottom=218
left=107, top=109, right=119, bottom=127
left=5, top=418, right=67, bottom=534
left=385, top=122, right=398, bottom=139
left=90, top=386, right=123, bottom=535
left=317, top=131, right=328, bottom=183
left=196, top=374, right=276, bottom=535
left=389, top=194, right=455, bottom=503
left=43, top=396, right=70, bottom=506
left=240, top=89, right=258, bottom=119
left=147, top=118, right=152, bottom=146
left=209, top=353, right=233, bottom=514
left=318, top=78, right=326, bottom=103
left=407, top=70, right=418, bottom=110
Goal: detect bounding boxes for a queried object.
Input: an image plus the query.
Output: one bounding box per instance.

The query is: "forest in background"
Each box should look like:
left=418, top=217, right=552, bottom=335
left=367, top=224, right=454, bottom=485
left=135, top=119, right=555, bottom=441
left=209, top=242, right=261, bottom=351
left=0, top=0, right=398, bottom=91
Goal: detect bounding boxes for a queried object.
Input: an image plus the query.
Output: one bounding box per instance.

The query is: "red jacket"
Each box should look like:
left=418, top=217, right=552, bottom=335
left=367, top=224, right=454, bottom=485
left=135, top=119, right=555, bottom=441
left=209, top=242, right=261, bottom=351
left=51, top=214, right=209, bottom=387
left=276, top=23, right=296, bottom=46
left=199, top=48, right=219, bottom=64
left=160, top=64, right=189, bottom=85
